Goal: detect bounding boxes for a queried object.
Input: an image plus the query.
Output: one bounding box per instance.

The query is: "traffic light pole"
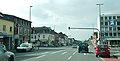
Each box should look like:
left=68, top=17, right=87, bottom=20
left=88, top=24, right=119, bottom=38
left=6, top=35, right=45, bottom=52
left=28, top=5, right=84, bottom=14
left=68, top=27, right=101, bottom=44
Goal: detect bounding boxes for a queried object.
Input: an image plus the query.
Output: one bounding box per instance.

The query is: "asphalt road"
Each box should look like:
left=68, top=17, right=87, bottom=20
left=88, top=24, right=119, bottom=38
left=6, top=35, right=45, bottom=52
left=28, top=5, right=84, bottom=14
left=15, top=47, right=120, bottom=61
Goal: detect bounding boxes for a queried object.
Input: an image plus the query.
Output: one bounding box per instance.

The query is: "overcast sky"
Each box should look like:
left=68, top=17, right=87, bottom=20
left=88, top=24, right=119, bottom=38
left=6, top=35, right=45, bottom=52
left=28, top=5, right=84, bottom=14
left=0, top=0, right=120, bottom=40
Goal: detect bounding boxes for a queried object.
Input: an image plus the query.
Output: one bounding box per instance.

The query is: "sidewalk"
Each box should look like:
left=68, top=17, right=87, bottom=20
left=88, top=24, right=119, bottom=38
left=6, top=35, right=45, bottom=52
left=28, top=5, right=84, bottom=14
left=110, top=47, right=120, bottom=60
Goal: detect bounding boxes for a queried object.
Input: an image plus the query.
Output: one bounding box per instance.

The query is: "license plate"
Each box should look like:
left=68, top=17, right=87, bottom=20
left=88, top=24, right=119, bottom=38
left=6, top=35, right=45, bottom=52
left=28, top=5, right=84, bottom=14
left=100, top=50, right=105, bottom=52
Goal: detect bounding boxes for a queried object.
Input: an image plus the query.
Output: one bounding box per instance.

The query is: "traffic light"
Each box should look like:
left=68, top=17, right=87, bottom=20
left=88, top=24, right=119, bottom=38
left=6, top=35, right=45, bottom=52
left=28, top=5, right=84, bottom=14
left=68, top=27, right=70, bottom=30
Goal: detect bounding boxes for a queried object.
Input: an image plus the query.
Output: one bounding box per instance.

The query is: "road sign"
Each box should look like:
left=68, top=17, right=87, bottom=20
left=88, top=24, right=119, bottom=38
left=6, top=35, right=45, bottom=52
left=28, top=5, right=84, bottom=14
left=109, top=20, right=115, bottom=27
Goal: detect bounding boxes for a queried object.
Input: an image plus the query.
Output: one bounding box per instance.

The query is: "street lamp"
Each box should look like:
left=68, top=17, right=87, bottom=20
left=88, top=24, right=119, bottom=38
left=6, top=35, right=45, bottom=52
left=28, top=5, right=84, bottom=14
left=96, top=3, right=103, bottom=44
left=29, top=6, right=33, bottom=21
left=96, top=4, right=103, bottom=17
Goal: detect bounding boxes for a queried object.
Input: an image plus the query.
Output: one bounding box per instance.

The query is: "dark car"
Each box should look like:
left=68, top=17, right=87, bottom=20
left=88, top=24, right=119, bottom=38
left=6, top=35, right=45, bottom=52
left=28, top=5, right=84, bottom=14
left=78, top=43, right=89, bottom=53
left=95, top=44, right=110, bottom=57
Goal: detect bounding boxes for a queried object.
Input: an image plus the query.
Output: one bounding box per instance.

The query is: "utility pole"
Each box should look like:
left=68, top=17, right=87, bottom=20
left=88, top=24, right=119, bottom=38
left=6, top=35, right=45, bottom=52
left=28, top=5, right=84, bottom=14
left=96, top=4, right=103, bottom=44
left=29, top=6, right=33, bottom=21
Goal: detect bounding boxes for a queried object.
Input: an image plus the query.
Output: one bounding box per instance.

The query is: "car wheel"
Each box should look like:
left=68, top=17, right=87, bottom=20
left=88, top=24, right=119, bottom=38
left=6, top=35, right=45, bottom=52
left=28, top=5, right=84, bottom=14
left=107, top=55, right=110, bottom=58
left=9, top=56, right=14, bottom=61
left=96, top=55, right=98, bottom=57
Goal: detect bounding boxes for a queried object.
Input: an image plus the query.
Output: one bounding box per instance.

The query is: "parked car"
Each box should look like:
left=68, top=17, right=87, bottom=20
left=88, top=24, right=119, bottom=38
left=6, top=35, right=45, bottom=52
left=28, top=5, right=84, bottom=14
left=72, top=44, right=78, bottom=48
left=95, top=44, right=110, bottom=57
left=17, top=43, right=33, bottom=52
left=0, top=44, right=15, bottom=61
left=78, top=42, right=89, bottom=53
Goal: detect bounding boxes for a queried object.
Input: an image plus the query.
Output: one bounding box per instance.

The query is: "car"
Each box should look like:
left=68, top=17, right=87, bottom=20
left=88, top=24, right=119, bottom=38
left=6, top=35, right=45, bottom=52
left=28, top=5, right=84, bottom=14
left=17, top=43, right=33, bottom=52
left=0, top=44, right=15, bottom=61
left=95, top=44, right=110, bottom=57
left=72, top=44, right=78, bottom=48
left=78, top=42, right=89, bottom=53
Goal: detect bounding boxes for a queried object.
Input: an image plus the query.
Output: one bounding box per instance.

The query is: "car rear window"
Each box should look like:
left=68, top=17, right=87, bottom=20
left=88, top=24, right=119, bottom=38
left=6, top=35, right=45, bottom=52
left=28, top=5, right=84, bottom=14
left=98, top=45, right=108, bottom=49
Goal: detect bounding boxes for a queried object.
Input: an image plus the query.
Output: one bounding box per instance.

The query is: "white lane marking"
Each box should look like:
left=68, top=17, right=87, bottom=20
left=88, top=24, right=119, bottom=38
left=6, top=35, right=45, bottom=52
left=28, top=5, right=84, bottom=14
left=68, top=56, right=72, bottom=60
left=62, top=52, right=67, bottom=54
left=73, top=51, right=77, bottom=55
left=100, top=58, right=105, bottom=61
left=36, top=55, right=46, bottom=58
left=84, top=53, right=87, bottom=55
left=51, top=50, right=64, bottom=54
left=41, top=52, right=49, bottom=54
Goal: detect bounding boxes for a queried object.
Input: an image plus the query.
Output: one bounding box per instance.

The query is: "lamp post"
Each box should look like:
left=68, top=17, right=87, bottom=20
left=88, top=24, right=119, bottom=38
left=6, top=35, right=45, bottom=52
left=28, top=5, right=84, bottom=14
left=29, top=6, right=33, bottom=21
left=29, top=6, right=33, bottom=43
left=96, top=3, right=103, bottom=44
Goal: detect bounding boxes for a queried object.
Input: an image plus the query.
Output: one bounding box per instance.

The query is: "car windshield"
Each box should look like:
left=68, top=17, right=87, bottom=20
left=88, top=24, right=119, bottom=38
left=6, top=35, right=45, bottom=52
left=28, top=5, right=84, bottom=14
left=98, top=45, right=108, bottom=49
left=20, top=44, right=29, bottom=47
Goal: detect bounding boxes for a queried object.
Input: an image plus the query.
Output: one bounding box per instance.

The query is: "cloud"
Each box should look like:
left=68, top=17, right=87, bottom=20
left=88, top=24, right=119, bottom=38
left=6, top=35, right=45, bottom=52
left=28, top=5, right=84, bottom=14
left=1, top=0, right=120, bottom=40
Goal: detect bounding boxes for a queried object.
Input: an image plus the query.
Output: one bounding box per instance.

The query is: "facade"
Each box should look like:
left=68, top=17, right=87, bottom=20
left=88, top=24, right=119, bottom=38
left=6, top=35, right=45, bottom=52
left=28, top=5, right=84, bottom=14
left=1, top=12, right=31, bottom=49
left=0, top=13, right=14, bottom=50
left=31, top=26, right=56, bottom=46
left=99, top=14, right=120, bottom=46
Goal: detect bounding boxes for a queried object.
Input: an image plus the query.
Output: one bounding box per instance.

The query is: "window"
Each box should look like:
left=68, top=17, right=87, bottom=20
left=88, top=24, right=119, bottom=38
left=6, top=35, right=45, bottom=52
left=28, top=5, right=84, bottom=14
left=117, top=22, right=120, bottom=25
left=3, top=25, right=6, bottom=31
left=101, top=22, right=104, bottom=25
left=118, top=33, right=120, bottom=36
left=109, top=33, right=112, bottom=36
left=38, top=35, right=40, bottom=37
left=109, top=16, right=111, bottom=19
left=10, top=26, right=12, bottom=32
left=105, top=22, right=108, bottom=25
left=105, top=33, right=108, bottom=36
left=101, top=27, right=104, bottom=31
left=101, top=17, right=103, bottom=20
left=43, top=35, right=45, bottom=38
left=113, top=27, right=116, bottom=31
left=113, top=16, right=116, bottom=19
left=113, top=33, right=116, bottom=36
left=109, top=27, right=112, bottom=31
left=117, top=16, right=120, bottom=19
left=117, top=27, right=120, bottom=30
left=105, top=27, right=108, bottom=31
left=105, top=17, right=107, bottom=20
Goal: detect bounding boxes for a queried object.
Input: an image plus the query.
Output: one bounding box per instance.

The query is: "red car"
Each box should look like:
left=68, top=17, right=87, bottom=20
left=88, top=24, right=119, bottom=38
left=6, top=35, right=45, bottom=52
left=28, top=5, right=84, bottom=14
left=95, top=44, right=110, bottom=57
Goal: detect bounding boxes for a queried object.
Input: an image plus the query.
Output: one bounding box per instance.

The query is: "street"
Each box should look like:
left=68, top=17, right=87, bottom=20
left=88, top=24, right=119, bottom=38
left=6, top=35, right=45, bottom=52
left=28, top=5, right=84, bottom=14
left=14, top=47, right=120, bottom=61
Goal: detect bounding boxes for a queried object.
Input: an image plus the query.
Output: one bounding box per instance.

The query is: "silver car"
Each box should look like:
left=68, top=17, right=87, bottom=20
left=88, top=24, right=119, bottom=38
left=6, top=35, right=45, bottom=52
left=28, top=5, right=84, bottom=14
left=0, top=44, right=15, bottom=61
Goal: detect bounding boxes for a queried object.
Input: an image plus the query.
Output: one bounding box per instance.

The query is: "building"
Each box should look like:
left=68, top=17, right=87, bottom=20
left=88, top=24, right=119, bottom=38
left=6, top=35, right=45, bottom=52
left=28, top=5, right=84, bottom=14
left=98, top=14, right=120, bottom=46
left=0, top=12, right=14, bottom=50
left=31, top=26, right=56, bottom=47
left=1, top=12, right=32, bottom=49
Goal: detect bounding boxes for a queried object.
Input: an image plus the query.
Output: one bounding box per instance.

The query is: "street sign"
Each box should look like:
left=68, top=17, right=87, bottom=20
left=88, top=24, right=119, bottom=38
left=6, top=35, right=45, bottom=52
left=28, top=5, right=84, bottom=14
left=109, top=20, right=115, bottom=27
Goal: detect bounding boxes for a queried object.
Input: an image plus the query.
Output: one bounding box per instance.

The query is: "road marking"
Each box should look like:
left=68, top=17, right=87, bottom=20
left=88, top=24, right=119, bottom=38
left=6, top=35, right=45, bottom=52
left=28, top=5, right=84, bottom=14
left=62, top=52, right=67, bottom=54
left=100, top=58, right=105, bottom=61
left=68, top=56, right=72, bottom=60
left=51, top=50, right=64, bottom=54
left=41, top=52, right=49, bottom=54
left=36, top=55, right=46, bottom=58
left=73, top=51, right=77, bottom=55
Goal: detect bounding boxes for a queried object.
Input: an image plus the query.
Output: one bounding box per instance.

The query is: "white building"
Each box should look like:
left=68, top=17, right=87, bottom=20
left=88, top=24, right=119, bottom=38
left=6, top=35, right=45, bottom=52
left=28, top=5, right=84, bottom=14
left=98, top=14, right=120, bottom=46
